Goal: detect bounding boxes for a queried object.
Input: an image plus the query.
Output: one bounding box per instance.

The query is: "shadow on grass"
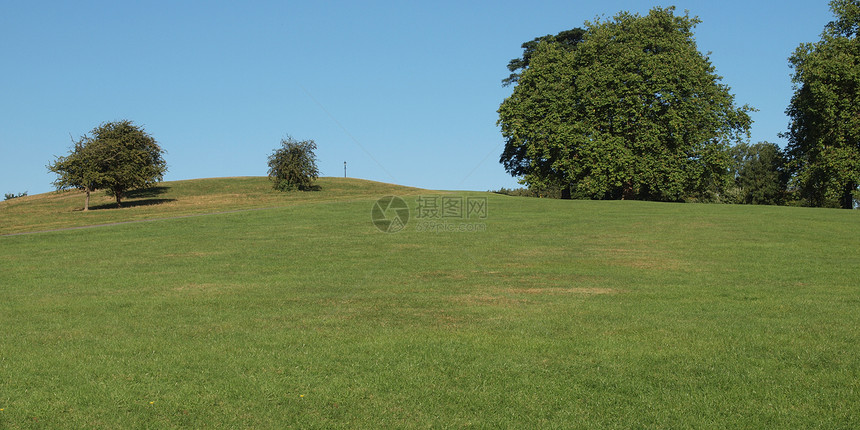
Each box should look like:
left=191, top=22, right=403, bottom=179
left=274, top=185, right=322, bottom=192
left=86, top=198, right=176, bottom=211
left=84, top=186, right=175, bottom=211
left=125, top=186, right=171, bottom=199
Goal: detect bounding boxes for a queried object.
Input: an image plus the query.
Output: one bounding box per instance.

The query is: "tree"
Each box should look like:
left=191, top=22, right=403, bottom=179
left=784, top=0, right=860, bottom=209
left=267, top=137, right=320, bottom=191
left=729, top=142, right=789, bottom=205
left=498, top=7, right=753, bottom=202
left=47, top=138, right=103, bottom=211
left=502, top=28, right=586, bottom=87
left=48, top=120, right=167, bottom=210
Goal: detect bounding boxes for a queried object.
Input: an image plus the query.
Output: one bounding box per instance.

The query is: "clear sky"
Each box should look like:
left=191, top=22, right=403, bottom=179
left=0, top=0, right=835, bottom=196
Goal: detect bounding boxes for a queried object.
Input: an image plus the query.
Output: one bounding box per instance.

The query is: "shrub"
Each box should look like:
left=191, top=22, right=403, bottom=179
left=4, top=192, right=27, bottom=200
left=267, top=137, right=320, bottom=191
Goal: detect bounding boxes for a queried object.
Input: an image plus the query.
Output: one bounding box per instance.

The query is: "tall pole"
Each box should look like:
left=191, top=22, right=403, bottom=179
left=344, top=161, right=347, bottom=178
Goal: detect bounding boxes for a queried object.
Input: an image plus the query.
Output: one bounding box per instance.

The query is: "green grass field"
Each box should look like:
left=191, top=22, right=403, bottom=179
left=1, top=177, right=858, bottom=428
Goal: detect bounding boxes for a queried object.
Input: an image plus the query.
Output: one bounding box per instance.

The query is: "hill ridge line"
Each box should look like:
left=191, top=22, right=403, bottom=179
left=1, top=205, right=287, bottom=237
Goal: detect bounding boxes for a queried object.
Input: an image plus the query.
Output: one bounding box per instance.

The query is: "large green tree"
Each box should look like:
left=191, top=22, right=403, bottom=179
left=48, top=120, right=167, bottom=209
left=784, top=0, right=860, bottom=209
left=498, top=7, right=753, bottom=201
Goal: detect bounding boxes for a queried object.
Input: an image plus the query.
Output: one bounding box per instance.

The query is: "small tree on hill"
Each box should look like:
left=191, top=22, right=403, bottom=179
left=47, top=137, right=104, bottom=211
left=268, top=137, right=320, bottom=191
left=48, top=120, right=167, bottom=210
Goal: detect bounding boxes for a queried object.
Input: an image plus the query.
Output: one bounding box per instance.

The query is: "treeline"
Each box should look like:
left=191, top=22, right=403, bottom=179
left=4, top=192, right=27, bottom=201
left=498, top=2, right=860, bottom=209
left=496, top=141, right=793, bottom=205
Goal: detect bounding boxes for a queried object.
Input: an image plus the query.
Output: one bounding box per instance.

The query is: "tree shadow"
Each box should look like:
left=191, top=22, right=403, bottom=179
left=300, top=185, right=322, bottom=192
left=87, top=198, right=176, bottom=211
left=85, top=186, right=175, bottom=211
left=125, top=186, right=171, bottom=199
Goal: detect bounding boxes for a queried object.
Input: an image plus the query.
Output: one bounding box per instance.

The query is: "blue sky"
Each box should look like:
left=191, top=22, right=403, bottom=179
left=0, top=1, right=835, bottom=196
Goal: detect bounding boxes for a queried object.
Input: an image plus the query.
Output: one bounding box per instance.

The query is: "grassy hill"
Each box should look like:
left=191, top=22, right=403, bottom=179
left=0, top=177, right=424, bottom=235
left=1, top=177, right=858, bottom=428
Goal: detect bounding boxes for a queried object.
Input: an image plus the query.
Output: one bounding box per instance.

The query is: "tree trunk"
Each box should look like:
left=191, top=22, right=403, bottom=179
left=561, top=185, right=571, bottom=200
left=84, top=189, right=90, bottom=211
left=621, top=181, right=636, bottom=200
left=115, top=191, right=123, bottom=208
left=841, top=183, right=856, bottom=209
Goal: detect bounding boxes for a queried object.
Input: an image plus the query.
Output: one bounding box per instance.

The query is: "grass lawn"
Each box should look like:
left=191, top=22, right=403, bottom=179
left=1, top=177, right=858, bottom=428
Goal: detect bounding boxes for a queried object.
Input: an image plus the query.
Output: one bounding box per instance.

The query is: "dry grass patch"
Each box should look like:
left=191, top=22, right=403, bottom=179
left=163, top=251, right=222, bottom=259
left=418, top=270, right=468, bottom=281
left=170, top=282, right=246, bottom=296
left=507, top=287, right=619, bottom=295
left=447, top=294, right=531, bottom=307
left=595, top=246, right=685, bottom=271
left=511, top=246, right=570, bottom=258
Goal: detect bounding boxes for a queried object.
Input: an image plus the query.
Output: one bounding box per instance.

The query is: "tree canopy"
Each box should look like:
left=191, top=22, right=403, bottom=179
left=267, top=137, right=320, bottom=191
left=784, top=0, right=860, bottom=209
left=48, top=120, right=167, bottom=210
left=502, top=28, right=586, bottom=87
left=729, top=142, right=789, bottom=205
left=498, top=7, right=753, bottom=202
